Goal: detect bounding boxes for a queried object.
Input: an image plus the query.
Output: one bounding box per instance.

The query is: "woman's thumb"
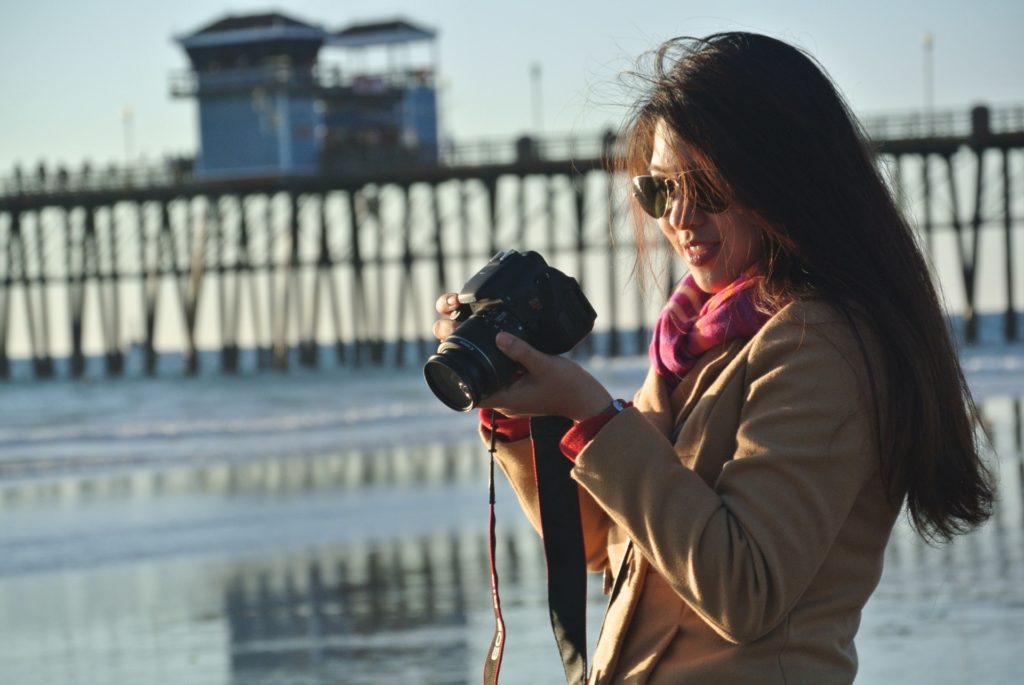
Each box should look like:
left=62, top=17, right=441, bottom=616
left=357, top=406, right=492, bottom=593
left=496, top=332, right=537, bottom=366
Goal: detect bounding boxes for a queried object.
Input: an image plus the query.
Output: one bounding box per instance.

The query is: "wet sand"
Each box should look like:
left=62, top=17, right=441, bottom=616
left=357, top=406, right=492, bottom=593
left=1, top=363, right=1022, bottom=684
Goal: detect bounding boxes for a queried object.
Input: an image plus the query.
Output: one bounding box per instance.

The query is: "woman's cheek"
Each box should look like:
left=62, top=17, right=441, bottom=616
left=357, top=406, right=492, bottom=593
left=659, top=223, right=681, bottom=255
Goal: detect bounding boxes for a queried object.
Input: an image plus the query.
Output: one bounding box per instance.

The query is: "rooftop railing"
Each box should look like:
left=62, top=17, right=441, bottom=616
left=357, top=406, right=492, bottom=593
left=169, top=63, right=435, bottom=98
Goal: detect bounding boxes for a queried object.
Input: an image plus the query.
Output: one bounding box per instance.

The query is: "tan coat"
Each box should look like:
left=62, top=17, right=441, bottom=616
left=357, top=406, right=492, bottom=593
left=486, top=299, right=900, bottom=684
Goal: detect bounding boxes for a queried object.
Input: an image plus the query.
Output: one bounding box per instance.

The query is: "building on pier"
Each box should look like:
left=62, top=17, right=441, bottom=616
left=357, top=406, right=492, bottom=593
left=321, top=20, right=440, bottom=175
left=171, top=12, right=439, bottom=181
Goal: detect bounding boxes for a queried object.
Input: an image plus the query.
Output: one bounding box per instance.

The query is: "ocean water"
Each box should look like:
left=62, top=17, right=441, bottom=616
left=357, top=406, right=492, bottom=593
left=0, top=344, right=1023, bottom=684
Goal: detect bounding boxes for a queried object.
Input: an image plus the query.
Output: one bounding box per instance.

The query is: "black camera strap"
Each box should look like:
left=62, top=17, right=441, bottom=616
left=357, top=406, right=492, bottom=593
left=530, top=415, right=589, bottom=685
left=483, top=415, right=588, bottom=685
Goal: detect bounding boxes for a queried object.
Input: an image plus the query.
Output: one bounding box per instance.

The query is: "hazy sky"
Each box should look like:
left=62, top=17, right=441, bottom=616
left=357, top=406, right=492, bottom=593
left=1, top=0, right=1022, bottom=171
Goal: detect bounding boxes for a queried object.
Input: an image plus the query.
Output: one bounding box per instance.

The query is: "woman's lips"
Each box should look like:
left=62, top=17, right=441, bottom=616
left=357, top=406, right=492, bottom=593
left=683, top=240, right=721, bottom=267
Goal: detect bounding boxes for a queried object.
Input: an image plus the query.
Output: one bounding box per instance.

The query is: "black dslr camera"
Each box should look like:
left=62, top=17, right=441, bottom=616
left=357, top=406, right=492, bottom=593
left=423, top=250, right=597, bottom=412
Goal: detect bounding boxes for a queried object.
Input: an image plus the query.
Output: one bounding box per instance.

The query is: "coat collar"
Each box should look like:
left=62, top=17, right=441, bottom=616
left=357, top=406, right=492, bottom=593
left=633, top=337, right=751, bottom=441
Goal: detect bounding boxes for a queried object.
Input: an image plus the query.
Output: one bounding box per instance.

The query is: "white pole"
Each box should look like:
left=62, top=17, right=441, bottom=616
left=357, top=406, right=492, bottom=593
left=122, top=106, right=135, bottom=164
left=530, top=63, right=543, bottom=135
left=923, top=32, right=934, bottom=135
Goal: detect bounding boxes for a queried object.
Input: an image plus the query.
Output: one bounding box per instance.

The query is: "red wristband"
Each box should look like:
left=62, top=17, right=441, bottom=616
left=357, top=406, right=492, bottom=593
left=559, top=400, right=632, bottom=462
left=478, top=408, right=531, bottom=443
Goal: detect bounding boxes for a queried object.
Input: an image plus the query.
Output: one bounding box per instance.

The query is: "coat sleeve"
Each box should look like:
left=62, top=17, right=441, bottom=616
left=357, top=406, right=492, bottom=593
left=480, top=424, right=614, bottom=572
left=570, top=312, right=883, bottom=644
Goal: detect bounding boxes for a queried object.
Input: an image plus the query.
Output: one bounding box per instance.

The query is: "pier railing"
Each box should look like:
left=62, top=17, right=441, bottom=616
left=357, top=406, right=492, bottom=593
left=860, top=103, right=1024, bottom=141
left=0, top=131, right=611, bottom=200
left=4, top=103, right=1023, bottom=200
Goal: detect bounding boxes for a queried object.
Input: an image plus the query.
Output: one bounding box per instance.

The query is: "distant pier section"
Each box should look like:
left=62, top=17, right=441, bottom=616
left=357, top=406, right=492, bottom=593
left=0, top=10, right=1022, bottom=380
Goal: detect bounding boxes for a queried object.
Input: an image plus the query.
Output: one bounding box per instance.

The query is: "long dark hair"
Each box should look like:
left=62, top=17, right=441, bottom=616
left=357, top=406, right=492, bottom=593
left=619, top=32, right=994, bottom=542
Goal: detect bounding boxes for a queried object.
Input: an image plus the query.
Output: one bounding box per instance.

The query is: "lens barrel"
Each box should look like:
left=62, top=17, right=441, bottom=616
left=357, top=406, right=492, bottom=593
left=423, top=311, right=521, bottom=411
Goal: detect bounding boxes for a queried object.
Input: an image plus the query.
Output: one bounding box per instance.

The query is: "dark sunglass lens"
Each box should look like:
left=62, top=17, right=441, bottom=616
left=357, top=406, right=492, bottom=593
left=653, top=192, right=666, bottom=218
left=632, top=176, right=666, bottom=218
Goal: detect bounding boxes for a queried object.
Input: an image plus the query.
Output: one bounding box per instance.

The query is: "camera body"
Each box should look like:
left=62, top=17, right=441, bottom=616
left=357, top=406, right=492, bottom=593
left=424, top=250, right=597, bottom=412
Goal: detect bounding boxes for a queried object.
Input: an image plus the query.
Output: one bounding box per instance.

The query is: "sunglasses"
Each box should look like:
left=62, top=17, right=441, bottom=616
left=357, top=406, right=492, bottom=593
left=631, top=171, right=729, bottom=218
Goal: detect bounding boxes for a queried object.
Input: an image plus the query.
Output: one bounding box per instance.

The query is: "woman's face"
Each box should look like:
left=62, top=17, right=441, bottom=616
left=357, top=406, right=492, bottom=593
left=649, top=120, right=764, bottom=294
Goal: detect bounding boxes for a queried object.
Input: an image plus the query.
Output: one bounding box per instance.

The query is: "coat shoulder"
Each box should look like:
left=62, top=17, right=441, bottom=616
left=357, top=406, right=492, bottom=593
left=761, top=298, right=859, bottom=334
left=751, top=298, right=880, bottom=363
left=742, top=298, right=886, bottom=411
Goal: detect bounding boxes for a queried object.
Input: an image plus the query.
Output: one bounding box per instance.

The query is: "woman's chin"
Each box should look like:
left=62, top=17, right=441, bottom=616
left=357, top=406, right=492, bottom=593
left=673, top=250, right=728, bottom=294
left=688, top=269, right=726, bottom=295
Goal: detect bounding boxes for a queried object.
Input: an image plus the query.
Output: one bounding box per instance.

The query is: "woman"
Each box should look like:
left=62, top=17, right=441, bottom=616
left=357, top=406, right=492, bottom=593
left=433, top=33, right=993, bottom=684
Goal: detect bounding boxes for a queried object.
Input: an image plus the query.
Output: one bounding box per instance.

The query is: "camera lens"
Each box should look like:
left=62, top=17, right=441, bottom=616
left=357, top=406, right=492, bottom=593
left=423, top=311, right=522, bottom=412
left=424, top=345, right=489, bottom=412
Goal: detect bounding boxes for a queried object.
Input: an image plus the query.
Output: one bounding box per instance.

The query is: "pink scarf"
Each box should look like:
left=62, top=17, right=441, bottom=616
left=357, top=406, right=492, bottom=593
left=650, top=264, right=769, bottom=391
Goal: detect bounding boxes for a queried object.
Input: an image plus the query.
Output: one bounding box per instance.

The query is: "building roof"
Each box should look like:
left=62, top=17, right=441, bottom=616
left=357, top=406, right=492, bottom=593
left=330, top=19, right=437, bottom=48
left=189, top=12, right=320, bottom=36
left=178, top=12, right=326, bottom=53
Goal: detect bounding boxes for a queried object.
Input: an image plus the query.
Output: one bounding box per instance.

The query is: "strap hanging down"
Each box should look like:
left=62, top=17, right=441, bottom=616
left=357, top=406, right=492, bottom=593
left=530, top=415, right=589, bottom=685
left=483, top=414, right=506, bottom=685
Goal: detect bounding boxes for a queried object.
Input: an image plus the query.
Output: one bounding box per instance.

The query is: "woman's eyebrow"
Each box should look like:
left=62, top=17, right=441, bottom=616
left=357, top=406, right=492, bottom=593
left=648, top=163, right=676, bottom=174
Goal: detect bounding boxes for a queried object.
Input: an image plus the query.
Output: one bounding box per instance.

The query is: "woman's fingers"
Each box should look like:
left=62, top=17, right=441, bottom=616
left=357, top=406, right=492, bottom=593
left=433, top=292, right=461, bottom=340
left=433, top=318, right=455, bottom=340
left=435, top=292, right=460, bottom=315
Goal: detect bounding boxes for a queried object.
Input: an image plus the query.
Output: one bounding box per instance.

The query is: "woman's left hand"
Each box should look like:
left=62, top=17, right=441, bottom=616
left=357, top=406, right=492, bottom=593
left=481, top=332, right=613, bottom=421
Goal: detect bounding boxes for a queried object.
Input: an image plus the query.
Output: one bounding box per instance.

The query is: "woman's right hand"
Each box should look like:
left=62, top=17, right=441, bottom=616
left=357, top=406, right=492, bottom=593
left=433, top=292, right=462, bottom=340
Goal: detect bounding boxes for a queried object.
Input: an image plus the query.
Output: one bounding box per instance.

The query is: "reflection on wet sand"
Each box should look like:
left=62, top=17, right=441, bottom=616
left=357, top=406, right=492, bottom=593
left=225, top=531, right=540, bottom=684
left=0, top=398, right=1022, bottom=684
left=1, top=440, right=488, bottom=504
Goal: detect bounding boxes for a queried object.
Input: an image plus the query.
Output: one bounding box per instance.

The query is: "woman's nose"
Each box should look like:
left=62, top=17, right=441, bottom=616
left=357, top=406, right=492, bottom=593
left=667, top=194, right=705, bottom=229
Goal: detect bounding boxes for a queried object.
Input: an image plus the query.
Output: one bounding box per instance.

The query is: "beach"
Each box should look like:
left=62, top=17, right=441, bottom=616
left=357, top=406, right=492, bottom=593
left=1, top=347, right=1022, bottom=684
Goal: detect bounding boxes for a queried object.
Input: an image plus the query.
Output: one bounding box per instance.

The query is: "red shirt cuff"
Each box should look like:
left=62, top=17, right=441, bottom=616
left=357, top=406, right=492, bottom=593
left=478, top=408, right=531, bottom=443
left=559, top=401, right=632, bottom=462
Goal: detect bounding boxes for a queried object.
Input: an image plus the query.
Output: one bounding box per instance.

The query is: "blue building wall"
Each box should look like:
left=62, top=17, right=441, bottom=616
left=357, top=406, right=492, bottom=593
left=282, top=96, right=320, bottom=171
left=196, top=92, right=321, bottom=179
left=402, top=86, right=438, bottom=162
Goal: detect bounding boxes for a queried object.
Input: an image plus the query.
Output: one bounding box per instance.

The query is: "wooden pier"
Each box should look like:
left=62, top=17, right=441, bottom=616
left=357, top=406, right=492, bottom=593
left=0, top=105, right=1022, bottom=380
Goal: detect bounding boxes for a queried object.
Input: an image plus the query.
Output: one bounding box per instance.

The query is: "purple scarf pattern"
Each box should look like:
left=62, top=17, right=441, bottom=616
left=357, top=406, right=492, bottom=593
left=649, top=265, right=769, bottom=392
